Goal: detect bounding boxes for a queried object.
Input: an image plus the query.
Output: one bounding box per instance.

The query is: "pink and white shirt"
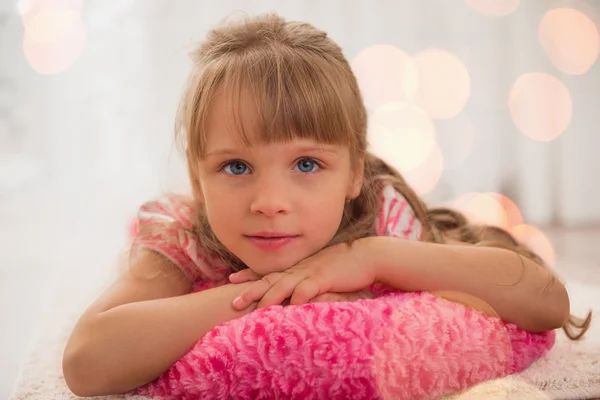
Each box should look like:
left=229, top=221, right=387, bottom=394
left=134, top=185, right=422, bottom=285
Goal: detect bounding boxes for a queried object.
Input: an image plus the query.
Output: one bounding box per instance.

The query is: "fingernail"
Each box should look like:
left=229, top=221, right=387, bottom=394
left=233, top=297, right=243, bottom=308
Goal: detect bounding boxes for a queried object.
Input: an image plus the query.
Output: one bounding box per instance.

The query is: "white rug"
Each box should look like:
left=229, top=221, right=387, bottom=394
left=446, top=334, right=600, bottom=399
left=9, top=275, right=600, bottom=400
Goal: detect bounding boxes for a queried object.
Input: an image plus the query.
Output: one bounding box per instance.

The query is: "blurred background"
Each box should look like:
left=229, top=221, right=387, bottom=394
left=1, top=0, right=599, bottom=397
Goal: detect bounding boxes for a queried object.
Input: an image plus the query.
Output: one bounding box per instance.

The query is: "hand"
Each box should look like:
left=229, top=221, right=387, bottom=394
left=229, top=239, right=377, bottom=310
left=230, top=268, right=375, bottom=308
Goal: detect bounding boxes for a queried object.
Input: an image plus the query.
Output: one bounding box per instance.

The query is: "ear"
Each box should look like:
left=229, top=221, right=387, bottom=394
left=348, top=157, right=365, bottom=200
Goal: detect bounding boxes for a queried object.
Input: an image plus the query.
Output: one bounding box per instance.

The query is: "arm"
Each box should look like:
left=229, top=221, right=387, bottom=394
left=369, top=236, right=570, bottom=332
left=63, top=251, right=256, bottom=397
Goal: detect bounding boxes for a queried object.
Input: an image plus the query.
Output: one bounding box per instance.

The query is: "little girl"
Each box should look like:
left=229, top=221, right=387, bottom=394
left=62, top=13, right=588, bottom=397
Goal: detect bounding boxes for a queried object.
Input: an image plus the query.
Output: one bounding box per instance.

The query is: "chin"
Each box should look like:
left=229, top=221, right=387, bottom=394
left=243, top=253, right=304, bottom=275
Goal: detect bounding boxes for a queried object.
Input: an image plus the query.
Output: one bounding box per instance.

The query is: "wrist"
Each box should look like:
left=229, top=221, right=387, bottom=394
left=357, top=236, right=395, bottom=286
left=363, top=236, right=411, bottom=290
left=223, top=282, right=259, bottom=314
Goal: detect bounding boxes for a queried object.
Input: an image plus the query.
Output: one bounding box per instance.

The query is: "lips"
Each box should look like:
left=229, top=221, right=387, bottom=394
left=245, top=233, right=300, bottom=251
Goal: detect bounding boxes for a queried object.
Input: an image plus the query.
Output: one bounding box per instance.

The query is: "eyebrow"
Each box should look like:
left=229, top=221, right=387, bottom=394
left=205, top=145, right=340, bottom=158
left=205, top=149, right=240, bottom=157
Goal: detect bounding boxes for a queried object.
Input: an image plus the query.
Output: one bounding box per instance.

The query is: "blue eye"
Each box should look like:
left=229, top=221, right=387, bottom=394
left=295, top=158, right=319, bottom=173
left=222, top=161, right=249, bottom=175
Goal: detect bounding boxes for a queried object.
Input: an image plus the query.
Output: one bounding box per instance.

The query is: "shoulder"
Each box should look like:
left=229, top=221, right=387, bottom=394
left=134, top=194, right=230, bottom=282
left=137, top=195, right=195, bottom=230
left=374, top=184, right=423, bottom=241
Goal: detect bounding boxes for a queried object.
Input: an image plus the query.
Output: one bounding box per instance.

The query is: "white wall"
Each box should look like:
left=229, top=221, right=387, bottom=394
left=1, top=0, right=599, bottom=226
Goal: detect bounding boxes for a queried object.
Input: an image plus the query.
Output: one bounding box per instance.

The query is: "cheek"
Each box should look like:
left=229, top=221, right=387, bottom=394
left=202, top=188, right=244, bottom=241
left=302, top=191, right=346, bottom=240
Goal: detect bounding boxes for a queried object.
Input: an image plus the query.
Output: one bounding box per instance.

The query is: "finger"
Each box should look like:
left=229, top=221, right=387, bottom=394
left=256, top=273, right=304, bottom=309
left=232, top=273, right=282, bottom=310
left=289, top=278, right=321, bottom=305
left=229, top=268, right=261, bottom=283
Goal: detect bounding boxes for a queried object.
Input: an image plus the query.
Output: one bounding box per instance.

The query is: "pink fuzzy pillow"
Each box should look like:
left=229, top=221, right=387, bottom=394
left=132, top=291, right=554, bottom=400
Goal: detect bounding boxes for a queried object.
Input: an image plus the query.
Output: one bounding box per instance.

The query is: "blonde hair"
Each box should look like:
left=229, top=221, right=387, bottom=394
left=170, top=13, right=590, bottom=339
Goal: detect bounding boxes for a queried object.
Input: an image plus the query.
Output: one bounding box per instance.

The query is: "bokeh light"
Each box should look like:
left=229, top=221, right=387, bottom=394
left=453, top=192, right=523, bottom=230
left=539, top=8, right=600, bottom=75
left=24, top=8, right=80, bottom=43
left=453, top=192, right=478, bottom=212
left=368, top=102, right=437, bottom=172
left=23, top=10, right=85, bottom=74
left=411, top=48, right=471, bottom=119
left=454, top=192, right=508, bottom=228
left=465, top=0, right=520, bottom=17
left=508, top=73, right=572, bottom=142
left=435, top=112, right=475, bottom=169
left=510, top=224, right=556, bottom=267
left=490, top=193, right=524, bottom=228
left=19, top=0, right=83, bottom=18
left=21, top=1, right=85, bottom=74
left=402, top=144, right=444, bottom=196
left=352, top=45, right=418, bottom=110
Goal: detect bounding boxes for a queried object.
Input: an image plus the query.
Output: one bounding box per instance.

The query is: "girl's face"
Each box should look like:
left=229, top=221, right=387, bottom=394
left=197, top=90, right=363, bottom=275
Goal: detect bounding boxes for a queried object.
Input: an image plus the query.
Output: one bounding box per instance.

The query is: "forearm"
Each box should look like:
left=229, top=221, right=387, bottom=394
left=64, top=282, right=256, bottom=396
left=369, top=237, right=570, bottom=332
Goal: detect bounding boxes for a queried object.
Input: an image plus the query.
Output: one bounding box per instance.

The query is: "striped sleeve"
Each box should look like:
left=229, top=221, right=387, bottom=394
left=374, top=184, right=423, bottom=241
left=134, top=196, right=228, bottom=282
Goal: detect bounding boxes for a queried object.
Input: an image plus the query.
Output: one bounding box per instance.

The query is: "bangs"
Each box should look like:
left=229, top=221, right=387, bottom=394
left=184, top=45, right=364, bottom=159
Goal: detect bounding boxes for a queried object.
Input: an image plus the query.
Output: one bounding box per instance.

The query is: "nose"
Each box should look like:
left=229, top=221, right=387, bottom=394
left=250, top=174, right=291, bottom=217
